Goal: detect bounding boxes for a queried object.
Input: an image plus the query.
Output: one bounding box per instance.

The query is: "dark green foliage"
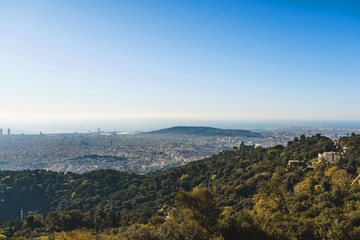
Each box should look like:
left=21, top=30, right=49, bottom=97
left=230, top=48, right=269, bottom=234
left=338, top=134, right=360, bottom=174
left=173, top=188, right=221, bottom=233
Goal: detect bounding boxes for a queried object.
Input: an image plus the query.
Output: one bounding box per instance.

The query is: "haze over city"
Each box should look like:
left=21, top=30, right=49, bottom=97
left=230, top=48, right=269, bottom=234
left=1, top=0, right=360, bottom=133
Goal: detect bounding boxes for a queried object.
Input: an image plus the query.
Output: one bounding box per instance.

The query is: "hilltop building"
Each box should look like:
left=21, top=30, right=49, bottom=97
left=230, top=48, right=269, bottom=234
left=237, top=141, right=255, bottom=151
left=318, top=152, right=339, bottom=163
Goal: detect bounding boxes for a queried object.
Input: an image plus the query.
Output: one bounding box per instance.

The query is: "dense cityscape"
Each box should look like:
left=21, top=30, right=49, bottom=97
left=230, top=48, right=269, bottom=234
left=0, top=126, right=359, bottom=174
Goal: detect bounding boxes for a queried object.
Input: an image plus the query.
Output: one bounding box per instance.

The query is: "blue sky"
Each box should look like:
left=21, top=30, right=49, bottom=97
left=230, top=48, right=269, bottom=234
left=0, top=0, right=359, bottom=131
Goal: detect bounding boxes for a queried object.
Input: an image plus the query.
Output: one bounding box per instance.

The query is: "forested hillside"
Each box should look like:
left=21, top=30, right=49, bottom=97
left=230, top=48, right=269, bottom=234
left=145, top=126, right=261, bottom=137
left=1, top=134, right=360, bottom=239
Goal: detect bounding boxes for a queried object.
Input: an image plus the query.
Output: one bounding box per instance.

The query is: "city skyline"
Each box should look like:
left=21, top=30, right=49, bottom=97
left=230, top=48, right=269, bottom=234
left=1, top=0, right=359, bottom=131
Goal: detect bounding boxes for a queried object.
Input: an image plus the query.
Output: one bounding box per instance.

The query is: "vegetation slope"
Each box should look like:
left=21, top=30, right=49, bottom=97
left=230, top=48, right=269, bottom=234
left=1, top=134, right=360, bottom=239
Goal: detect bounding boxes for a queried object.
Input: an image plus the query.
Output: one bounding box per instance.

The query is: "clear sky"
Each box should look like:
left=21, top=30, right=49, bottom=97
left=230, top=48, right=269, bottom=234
left=0, top=0, right=359, bottom=132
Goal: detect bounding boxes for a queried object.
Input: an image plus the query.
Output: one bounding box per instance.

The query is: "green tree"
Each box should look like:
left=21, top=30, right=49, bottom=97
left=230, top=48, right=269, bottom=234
left=173, top=188, right=221, bottom=233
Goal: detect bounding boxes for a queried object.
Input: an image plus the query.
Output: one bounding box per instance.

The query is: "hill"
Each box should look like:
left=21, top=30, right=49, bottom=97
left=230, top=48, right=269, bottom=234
left=144, top=126, right=261, bottom=137
left=2, top=134, right=360, bottom=239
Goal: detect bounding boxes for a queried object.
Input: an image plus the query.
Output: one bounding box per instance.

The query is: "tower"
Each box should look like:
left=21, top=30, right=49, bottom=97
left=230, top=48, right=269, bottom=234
left=7, top=129, right=10, bottom=135
left=0, top=128, right=2, bottom=135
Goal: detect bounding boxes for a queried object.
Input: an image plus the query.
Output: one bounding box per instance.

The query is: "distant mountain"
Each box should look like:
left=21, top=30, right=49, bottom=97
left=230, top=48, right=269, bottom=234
left=144, top=126, right=261, bottom=137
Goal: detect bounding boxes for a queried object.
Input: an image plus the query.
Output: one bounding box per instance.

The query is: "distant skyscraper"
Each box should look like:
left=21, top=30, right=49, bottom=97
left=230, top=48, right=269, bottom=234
left=0, top=128, right=2, bottom=135
left=7, top=129, right=10, bottom=135
left=98, top=128, right=100, bottom=133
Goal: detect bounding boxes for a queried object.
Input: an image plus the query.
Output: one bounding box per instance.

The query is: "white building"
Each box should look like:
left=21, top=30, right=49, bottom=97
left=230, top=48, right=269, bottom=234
left=318, top=152, right=339, bottom=163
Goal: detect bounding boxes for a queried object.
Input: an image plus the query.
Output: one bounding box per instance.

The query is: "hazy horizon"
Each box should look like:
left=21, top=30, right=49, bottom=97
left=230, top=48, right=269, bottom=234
left=1, top=119, right=360, bottom=134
